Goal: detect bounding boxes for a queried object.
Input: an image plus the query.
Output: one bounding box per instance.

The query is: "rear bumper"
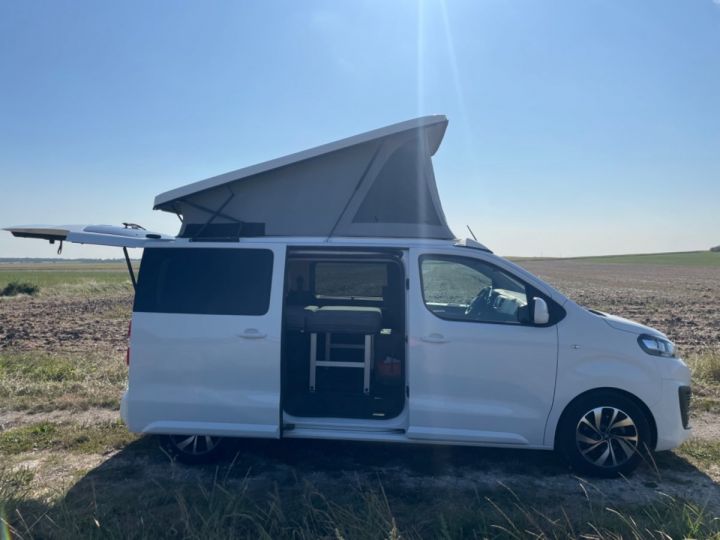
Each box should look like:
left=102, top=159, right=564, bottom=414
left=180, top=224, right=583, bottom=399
left=654, top=379, right=692, bottom=451
left=120, top=390, right=130, bottom=427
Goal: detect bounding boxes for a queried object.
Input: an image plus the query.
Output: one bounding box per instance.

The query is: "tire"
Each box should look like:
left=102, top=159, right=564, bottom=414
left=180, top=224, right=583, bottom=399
left=557, top=391, right=652, bottom=478
left=161, top=434, right=225, bottom=465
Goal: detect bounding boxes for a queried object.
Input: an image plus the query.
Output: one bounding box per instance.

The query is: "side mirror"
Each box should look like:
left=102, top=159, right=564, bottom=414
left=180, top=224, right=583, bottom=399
left=533, top=297, right=550, bottom=325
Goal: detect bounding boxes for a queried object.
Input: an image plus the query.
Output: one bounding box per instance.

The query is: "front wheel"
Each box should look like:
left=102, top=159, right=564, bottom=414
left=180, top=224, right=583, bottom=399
left=557, top=391, right=652, bottom=478
left=161, top=434, right=225, bottom=464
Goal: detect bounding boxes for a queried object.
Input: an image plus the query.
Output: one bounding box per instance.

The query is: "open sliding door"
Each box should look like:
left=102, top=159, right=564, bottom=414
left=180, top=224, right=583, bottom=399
left=126, top=243, right=286, bottom=438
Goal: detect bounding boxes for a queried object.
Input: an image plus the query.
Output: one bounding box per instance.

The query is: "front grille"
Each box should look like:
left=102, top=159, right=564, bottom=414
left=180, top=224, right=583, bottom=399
left=679, top=386, right=692, bottom=429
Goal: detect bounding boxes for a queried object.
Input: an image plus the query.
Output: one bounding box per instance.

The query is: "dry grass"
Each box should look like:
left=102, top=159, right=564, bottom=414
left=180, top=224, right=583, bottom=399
left=0, top=420, right=135, bottom=455
left=40, top=279, right=133, bottom=298
left=1, top=463, right=719, bottom=539
left=686, top=351, right=720, bottom=415
left=688, top=350, right=720, bottom=385
left=0, top=351, right=126, bottom=412
left=678, top=438, right=720, bottom=469
left=0, top=268, right=131, bottom=290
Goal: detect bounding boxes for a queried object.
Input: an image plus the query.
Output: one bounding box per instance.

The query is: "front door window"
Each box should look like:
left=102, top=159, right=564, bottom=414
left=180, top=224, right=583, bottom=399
left=420, top=255, right=530, bottom=324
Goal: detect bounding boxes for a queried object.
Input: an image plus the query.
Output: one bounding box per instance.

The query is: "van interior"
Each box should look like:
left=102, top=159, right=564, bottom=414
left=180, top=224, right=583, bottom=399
left=282, top=248, right=406, bottom=420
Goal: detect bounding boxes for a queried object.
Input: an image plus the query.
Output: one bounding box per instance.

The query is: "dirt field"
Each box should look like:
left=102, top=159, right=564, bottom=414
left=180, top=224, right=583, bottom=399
left=1, top=259, right=719, bottom=538
left=521, top=260, right=720, bottom=355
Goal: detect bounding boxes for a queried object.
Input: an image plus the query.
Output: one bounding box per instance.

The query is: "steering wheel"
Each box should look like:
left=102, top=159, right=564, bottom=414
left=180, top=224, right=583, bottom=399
left=465, top=286, right=493, bottom=318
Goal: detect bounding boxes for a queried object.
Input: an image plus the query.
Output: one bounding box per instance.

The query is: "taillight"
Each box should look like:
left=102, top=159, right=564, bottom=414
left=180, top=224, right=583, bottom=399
left=126, top=320, right=132, bottom=366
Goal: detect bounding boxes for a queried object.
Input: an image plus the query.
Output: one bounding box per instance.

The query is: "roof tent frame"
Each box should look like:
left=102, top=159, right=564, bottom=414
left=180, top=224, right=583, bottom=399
left=153, top=116, right=454, bottom=241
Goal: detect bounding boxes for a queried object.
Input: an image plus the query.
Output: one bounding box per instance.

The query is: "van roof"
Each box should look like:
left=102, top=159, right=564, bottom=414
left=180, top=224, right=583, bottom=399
left=153, top=116, right=456, bottom=241
left=159, top=235, right=492, bottom=252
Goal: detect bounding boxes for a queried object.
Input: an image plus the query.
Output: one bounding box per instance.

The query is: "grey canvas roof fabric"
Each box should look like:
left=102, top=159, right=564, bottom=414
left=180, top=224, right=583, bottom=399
left=154, top=115, right=455, bottom=239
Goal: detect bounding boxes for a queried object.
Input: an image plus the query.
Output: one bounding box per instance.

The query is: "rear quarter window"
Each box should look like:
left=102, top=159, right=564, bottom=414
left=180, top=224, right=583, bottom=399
left=134, top=248, right=273, bottom=315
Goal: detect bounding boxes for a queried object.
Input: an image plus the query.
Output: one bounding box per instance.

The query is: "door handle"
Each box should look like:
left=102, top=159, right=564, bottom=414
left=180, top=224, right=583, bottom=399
left=421, top=333, right=448, bottom=344
left=237, top=329, right=267, bottom=339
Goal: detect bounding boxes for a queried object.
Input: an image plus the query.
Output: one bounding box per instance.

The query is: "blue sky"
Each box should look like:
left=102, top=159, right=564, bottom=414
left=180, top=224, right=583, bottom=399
left=1, top=0, right=718, bottom=258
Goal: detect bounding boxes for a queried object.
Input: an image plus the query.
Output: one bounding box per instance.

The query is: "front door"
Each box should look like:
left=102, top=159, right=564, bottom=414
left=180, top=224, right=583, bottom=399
left=407, top=248, right=558, bottom=446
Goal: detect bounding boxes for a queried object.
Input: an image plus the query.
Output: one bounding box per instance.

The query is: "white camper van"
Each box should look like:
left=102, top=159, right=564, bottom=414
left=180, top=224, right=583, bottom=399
left=5, top=116, right=691, bottom=477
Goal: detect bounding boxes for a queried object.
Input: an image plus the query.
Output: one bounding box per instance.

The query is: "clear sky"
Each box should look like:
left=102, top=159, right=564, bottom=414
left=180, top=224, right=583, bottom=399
left=1, top=0, right=719, bottom=258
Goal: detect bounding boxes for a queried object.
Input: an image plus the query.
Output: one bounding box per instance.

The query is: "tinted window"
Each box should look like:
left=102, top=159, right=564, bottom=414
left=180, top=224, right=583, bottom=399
left=420, top=256, right=530, bottom=324
left=314, top=262, right=388, bottom=299
left=134, top=248, right=273, bottom=315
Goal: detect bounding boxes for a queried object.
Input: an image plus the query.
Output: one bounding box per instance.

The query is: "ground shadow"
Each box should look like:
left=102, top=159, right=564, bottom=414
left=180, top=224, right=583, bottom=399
left=216, top=435, right=571, bottom=476
left=12, top=435, right=719, bottom=538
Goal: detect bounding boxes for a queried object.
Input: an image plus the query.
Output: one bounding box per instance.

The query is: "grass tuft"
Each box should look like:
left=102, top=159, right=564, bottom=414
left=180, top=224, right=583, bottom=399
left=0, top=467, right=34, bottom=502
left=0, top=353, right=79, bottom=383
left=688, top=351, right=720, bottom=384
left=677, top=438, right=720, bottom=468
left=0, top=351, right=126, bottom=412
left=42, top=279, right=132, bottom=298
left=0, top=420, right=135, bottom=455
left=0, top=281, right=39, bottom=297
left=0, top=266, right=132, bottom=291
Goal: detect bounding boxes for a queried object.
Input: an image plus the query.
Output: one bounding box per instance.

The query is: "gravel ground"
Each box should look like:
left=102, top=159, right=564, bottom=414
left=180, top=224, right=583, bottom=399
left=0, top=291, right=131, bottom=353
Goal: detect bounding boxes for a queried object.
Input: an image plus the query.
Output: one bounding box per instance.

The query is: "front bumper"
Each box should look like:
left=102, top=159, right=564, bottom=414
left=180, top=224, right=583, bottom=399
left=654, top=379, right=692, bottom=451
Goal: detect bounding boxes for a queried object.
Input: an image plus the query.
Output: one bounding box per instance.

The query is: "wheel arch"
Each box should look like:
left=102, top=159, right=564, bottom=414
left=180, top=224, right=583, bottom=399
left=552, top=387, right=658, bottom=451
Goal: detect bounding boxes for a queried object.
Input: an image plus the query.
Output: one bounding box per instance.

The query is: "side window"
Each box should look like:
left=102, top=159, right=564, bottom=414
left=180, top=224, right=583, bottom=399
left=134, top=248, right=273, bottom=315
left=313, top=262, right=388, bottom=300
left=420, top=255, right=531, bottom=325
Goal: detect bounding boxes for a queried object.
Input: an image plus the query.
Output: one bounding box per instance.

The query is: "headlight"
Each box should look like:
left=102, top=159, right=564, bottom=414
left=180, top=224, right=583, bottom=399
left=637, top=334, right=676, bottom=357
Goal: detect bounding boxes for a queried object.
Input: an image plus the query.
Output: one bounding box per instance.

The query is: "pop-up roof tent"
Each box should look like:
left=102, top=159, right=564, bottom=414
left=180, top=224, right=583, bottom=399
left=154, top=115, right=455, bottom=240
left=4, top=115, right=459, bottom=254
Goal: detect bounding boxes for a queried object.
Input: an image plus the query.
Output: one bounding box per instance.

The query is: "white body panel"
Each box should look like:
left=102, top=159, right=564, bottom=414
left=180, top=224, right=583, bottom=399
left=542, top=301, right=691, bottom=450
left=406, top=247, right=558, bottom=446
left=112, top=237, right=689, bottom=453
left=122, top=243, right=286, bottom=438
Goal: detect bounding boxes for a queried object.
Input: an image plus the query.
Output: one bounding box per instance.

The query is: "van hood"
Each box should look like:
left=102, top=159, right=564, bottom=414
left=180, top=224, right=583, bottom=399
left=592, top=310, right=667, bottom=339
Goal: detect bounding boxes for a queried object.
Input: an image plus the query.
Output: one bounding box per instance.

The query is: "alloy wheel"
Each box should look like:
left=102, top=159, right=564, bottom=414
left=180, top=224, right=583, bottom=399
left=575, top=406, right=639, bottom=468
left=169, top=434, right=221, bottom=456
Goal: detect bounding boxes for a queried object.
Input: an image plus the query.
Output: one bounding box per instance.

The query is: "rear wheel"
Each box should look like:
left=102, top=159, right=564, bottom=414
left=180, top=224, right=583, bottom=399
left=557, top=391, right=652, bottom=477
left=161, top=434, right=225, bottom=464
